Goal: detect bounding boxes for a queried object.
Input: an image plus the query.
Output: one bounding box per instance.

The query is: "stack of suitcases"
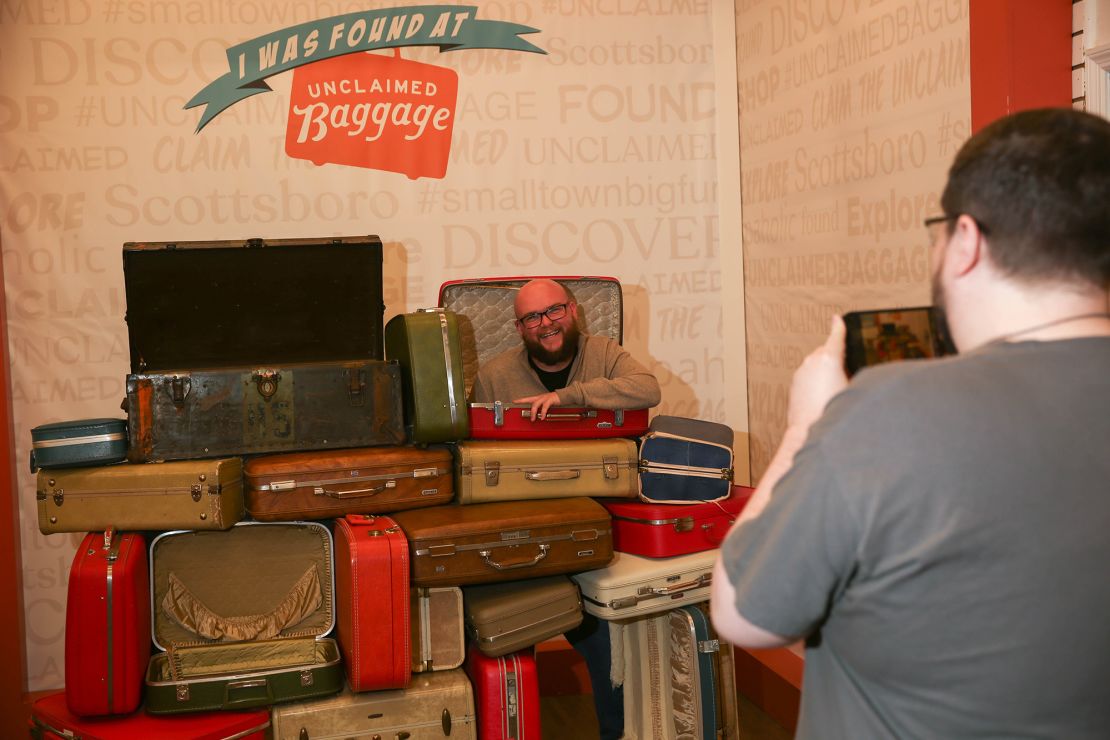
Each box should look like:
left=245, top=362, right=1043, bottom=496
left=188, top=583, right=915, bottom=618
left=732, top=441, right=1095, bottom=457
left=28, top=245, right=747, bottom=740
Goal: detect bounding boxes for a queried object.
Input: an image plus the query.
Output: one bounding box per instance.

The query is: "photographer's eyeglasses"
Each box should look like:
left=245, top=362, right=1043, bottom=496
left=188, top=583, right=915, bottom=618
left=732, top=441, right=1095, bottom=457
left=924, top=214, right=991, bottom=245
left=517, top=302, right=570, bottom=328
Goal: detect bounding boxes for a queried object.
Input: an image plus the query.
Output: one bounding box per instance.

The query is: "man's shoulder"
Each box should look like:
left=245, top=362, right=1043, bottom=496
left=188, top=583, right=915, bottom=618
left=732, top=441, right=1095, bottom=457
left=478, top=345, right=527, bottom=374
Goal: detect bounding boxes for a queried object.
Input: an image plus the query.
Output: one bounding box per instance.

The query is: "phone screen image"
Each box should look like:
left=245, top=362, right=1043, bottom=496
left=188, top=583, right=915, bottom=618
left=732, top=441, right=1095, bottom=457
left=843, top=307, right=955, bottom=376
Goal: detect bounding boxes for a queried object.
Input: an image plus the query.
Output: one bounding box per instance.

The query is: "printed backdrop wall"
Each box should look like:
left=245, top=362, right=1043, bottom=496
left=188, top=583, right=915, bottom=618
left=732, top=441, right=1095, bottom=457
left=1, top=0, right=744, bottom=688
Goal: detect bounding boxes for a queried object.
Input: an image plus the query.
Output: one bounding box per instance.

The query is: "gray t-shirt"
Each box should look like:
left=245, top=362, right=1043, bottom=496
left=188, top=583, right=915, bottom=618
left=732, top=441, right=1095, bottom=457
left=722, top=337, right=1110, bottom=739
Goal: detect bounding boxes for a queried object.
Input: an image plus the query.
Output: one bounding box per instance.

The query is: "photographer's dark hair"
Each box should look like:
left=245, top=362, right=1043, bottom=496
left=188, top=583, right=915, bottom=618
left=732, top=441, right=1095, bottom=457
left=941, top=108, right=1110, bottom=289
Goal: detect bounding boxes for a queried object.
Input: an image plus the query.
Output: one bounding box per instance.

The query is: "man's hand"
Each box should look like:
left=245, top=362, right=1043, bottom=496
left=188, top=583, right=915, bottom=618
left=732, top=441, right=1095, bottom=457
left=788, top=315, right=849, bottom=430
left=514, top=392, right=562, bottom=421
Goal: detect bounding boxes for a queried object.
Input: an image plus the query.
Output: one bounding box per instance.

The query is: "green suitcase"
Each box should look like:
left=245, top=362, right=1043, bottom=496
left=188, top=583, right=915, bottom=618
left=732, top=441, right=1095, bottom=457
left=384, top=308, right=469, bottom=443
left=145, top=522, right=342, bottom=714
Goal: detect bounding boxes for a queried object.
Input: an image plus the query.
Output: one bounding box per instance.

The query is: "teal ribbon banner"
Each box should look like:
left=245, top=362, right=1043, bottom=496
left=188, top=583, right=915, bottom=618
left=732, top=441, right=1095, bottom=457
left=186, top=5, right=544, bottom=132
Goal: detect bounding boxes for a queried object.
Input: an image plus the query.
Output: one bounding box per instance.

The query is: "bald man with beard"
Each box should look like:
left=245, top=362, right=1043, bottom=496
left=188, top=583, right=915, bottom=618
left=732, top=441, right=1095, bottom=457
left=470, top=279, right=661, bottom=420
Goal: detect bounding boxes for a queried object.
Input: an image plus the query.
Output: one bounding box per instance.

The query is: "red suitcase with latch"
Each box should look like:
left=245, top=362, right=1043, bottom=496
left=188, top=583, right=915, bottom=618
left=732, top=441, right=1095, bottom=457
left=64, top=528, right=150, bottom=717
left=464, top=644, right=541, bottom=740
left=334, top=514, right=411, bottom=691
left=602, top=484, right=754, bottom=557
left=467, top=402, right=649, bottom=440
left=30, top=691, right=270, bottom=739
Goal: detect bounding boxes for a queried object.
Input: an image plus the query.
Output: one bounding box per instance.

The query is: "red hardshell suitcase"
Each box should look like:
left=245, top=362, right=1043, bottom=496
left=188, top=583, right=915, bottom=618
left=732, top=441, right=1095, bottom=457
left=30, top=691, right=270, bottom=739
left=334, top=514, right=411, bottom=692
left=602, top=485, right=754, bottom=557
left=65, top=529, right=150, bottom=717
left=467, top=403, right=649, bottom=440
left=464, top=644, right=541, bottom=740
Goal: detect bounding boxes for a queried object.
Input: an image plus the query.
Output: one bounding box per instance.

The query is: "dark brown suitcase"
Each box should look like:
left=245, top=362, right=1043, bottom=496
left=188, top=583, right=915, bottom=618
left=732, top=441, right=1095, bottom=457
left=244, top=446, right=453, bottom=521
left=122, top=236, right=402, bottom=463
left=391, top=498, right=614, bottom=587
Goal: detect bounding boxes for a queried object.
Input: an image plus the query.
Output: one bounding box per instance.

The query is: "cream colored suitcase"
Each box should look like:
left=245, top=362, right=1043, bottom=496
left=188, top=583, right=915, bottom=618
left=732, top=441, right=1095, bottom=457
left=269, top=669, right=477, bottom=739
left=572, top=549, right=716, bottom=620
left=37, top=458, right=243, bottom=534
left=454, top=439, right=638, bottom=504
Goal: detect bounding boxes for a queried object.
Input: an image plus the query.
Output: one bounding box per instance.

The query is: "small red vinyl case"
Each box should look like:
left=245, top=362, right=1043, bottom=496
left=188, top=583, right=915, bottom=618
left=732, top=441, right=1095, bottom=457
left=602, top=484, right=754, bottom=557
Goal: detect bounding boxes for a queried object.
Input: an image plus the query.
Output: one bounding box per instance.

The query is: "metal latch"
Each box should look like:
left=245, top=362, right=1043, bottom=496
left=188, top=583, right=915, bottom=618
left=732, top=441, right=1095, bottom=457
left=165, top=376, right=191, bottom=409
left=698, top=639, right=720, bottom=653
left=190, top=484, right=202, bottom=502
left=252, top=370, right=281, bottom=401
left=615, top=409, right=625, bottom=426
left=493, top=400, right=505, bottom=427
left=300, top=669, right=313, bottom=686
left=346, top=367, right=365, bottom=406
left=484, top=461, right=500, bottom=487
left=176, top=684, right=189, bottom=701
left=602, top=456, right=618, bottom=480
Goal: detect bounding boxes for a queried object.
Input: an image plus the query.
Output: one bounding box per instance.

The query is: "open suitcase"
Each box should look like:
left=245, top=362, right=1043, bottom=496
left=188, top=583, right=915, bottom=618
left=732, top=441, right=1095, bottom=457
left=30, top=691, right=270, bottom=740
left=463, top=575, right=583, bottom=657
left=269, top=669, right=477, bottom=739
left=454, top=439, right=638, bottom=504
left=391, top=498, right=614, bottom=587
left=37, top=457, right=243, bottom=534
left=603, top=485, right=754, bottom=557
left=412, top=586, right=466, bottom=673
left=65, top=529, right=150, bottom=717
left=385, top=308, right=469, bottom=443
left=30, top=417, right=127, bottom=472
left=619, top=604, right=740, bottom=740
left=333, top=514, right=410, bottom=692
left=465, top=645, right=542, bottom=740
left=572, top=548, right=716, bottom=620
left=638, top=415, right=735, bottom=504
left=243, top=445, right=453, bottom=521
left=145, top=522, right=343, bottom=714
left=123, top=236, right=403, bottom=462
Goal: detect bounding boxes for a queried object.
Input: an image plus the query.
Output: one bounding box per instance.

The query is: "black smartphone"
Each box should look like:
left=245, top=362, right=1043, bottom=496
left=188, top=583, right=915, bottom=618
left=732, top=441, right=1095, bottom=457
left=843, top=306, right=956, bottom=377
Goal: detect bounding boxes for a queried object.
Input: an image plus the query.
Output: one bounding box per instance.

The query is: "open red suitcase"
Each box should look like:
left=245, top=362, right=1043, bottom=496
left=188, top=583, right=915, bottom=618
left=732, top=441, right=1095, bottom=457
left=464, top=644, right=541, bottom=740
left=602, top=484, right=754, bottom=557
left=65, top=529, right=150, bottom=717
left=334, top=514, right=411, bottom=691
left=30, top=691, right=269, bottom=739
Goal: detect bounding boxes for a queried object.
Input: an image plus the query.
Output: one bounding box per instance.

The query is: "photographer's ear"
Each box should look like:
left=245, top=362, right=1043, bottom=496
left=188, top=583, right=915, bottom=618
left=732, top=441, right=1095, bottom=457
left=948, top=214, right=984, bottom=277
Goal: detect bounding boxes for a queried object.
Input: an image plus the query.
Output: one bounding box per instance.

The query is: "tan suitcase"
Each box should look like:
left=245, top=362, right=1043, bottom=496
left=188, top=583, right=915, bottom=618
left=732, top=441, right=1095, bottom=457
left=37, top=458, right=243, bottom=534
left=411, top=587, right=466, bottom=673
left=463, top=575, right=583, bottom=657
left=454, top=439, right=638, bottom=504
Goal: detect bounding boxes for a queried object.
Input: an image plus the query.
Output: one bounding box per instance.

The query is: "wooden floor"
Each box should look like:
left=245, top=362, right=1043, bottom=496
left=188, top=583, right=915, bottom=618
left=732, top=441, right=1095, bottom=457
left=540, top=692, right=793, bottom=739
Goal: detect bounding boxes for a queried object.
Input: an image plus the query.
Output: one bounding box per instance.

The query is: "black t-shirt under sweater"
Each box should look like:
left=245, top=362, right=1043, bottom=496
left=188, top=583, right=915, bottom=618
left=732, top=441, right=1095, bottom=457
left=528, top=355, right=574, bottom=393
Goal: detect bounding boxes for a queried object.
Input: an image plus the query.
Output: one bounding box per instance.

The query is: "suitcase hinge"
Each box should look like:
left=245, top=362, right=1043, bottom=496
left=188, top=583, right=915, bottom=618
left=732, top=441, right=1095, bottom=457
left=300, top=669, right=313, bottom=686
left=603, top=456, right=618, bottom=480
left=484, top=461, right=500, bottom=486
left=252, top=369, right=281, bottom=401
left=493, top=400, right=505, bottom=427
left=675, top=517, right=695, bottom=533
left=615, top=409, right=625, bottom=426
left=176, top=683, right=190, bottom=701
left=346, top=367, right=365, bottom=406
left=413, top=467, right=438, bottom=478
left=165, top=375, right=192, bottom=409
left=423, top=544, right=457, bottom=557
left=698, top=639, right=720, bottom=653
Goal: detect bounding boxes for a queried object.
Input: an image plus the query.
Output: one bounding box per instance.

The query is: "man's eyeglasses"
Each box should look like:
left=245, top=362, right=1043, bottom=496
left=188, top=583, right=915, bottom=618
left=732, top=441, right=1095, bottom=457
left=517, top=302, right=570, bottom=328
left=924, top=214, right=991, bottom=243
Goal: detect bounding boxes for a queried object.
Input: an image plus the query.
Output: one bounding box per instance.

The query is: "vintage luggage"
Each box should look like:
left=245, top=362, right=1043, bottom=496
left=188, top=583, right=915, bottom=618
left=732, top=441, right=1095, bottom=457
left=243, top=445, right=453, bottom=521
left=638, top=415, right=734, bottom=504
left=438, top=275, right=624, bottom=397
left=467, top=402, right=649, bottom=440
left=37, top=457, right=243, bottom=534
left=454, top=439, right=638, bottom=505
left=392, top=498, right=614, bottom=587
left=30, top=691, right=270, bottom=740
left=385, top=308, right=469, bottom=443
left=619, top=604, right=740, bottom=740
left=145, top=522, right=342, bottom=714
left=463, top=575, right=583, bottom=657
left=412, top=586, right=466, bottom=673
left=30, top=418, right=127, bottom=473
left=123, top=235, right=403, bottom=463
left=65, top=529, right=150, bottom=717
left=572, top=548, right=716, bottom=620
left=603, top=485, right=754, bottom=557
left=269, top=669, right=477, bottom=740
left=334, top=514, right=410, bottom=692
left=465, top=645, right=541, bottom=740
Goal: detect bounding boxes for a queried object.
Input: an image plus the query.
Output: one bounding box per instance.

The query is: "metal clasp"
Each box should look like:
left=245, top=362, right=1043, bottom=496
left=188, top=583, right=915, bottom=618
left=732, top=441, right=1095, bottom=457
left=484, top=461, right=500, bottom=486
left=165, top=376, right=192, bottom=409
left=346, top=367, right=365, bottom=406
left=252, top=370, right=281, bottom=401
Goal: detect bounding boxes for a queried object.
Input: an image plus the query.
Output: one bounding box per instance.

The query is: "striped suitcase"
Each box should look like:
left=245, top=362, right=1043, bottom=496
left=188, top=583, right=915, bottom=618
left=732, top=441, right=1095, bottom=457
left=465, top=645, right=541, bottom=740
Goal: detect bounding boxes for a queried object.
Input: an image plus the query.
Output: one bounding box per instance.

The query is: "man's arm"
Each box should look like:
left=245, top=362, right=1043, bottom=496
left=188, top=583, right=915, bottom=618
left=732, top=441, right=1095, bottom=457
left=557, top=339, right=661, bottom=409
left=710, top=316, right=849, bottom=648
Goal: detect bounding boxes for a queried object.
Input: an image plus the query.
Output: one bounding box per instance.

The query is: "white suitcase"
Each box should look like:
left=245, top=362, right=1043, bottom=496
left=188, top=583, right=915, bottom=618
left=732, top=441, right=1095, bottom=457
left=571, top=549, right=715, bottom=620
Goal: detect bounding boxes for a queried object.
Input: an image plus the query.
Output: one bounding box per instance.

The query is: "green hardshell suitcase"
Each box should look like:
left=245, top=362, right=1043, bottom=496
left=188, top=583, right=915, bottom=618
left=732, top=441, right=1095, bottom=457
left=384, top=308, right=469, bottom=443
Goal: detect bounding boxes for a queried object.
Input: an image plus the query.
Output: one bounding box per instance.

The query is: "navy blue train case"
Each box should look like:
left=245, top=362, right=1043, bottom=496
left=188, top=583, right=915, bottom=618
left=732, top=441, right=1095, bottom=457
left=637, top=415, right=734, bottom=504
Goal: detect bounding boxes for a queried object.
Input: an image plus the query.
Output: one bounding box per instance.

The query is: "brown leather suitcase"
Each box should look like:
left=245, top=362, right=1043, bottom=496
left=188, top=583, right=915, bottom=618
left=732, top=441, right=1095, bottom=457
left=244, top=446, right=453, bottom=521
left=463, top=575, right=583, bottom=657
left=391, top=498, right=614, bottom=587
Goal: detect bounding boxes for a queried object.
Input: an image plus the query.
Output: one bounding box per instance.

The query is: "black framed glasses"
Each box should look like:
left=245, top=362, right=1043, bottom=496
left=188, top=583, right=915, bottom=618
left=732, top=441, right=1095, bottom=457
left=924, top=214, right=991, bottom=240
left=517, top=302, right=569, bottom=328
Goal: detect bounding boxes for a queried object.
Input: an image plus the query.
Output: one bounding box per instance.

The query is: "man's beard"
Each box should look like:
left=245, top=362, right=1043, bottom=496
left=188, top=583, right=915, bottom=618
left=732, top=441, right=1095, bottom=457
left=524, top=322, right=580, bottom=366
left=930, top=268, right=956, bottom=353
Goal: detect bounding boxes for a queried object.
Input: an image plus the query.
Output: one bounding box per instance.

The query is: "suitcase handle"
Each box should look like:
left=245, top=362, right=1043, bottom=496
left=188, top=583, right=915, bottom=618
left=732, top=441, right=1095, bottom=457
left=479, top=543, right=549, bottom=571
left=225, top=678, right=273, bottom=706
left=524, top=469, right=581, bottom=482
left=315, top=481, right=395, bottom=498
left=639, top=573, right=711, bottom=597
left=521, top=409, right=597, bottom=421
